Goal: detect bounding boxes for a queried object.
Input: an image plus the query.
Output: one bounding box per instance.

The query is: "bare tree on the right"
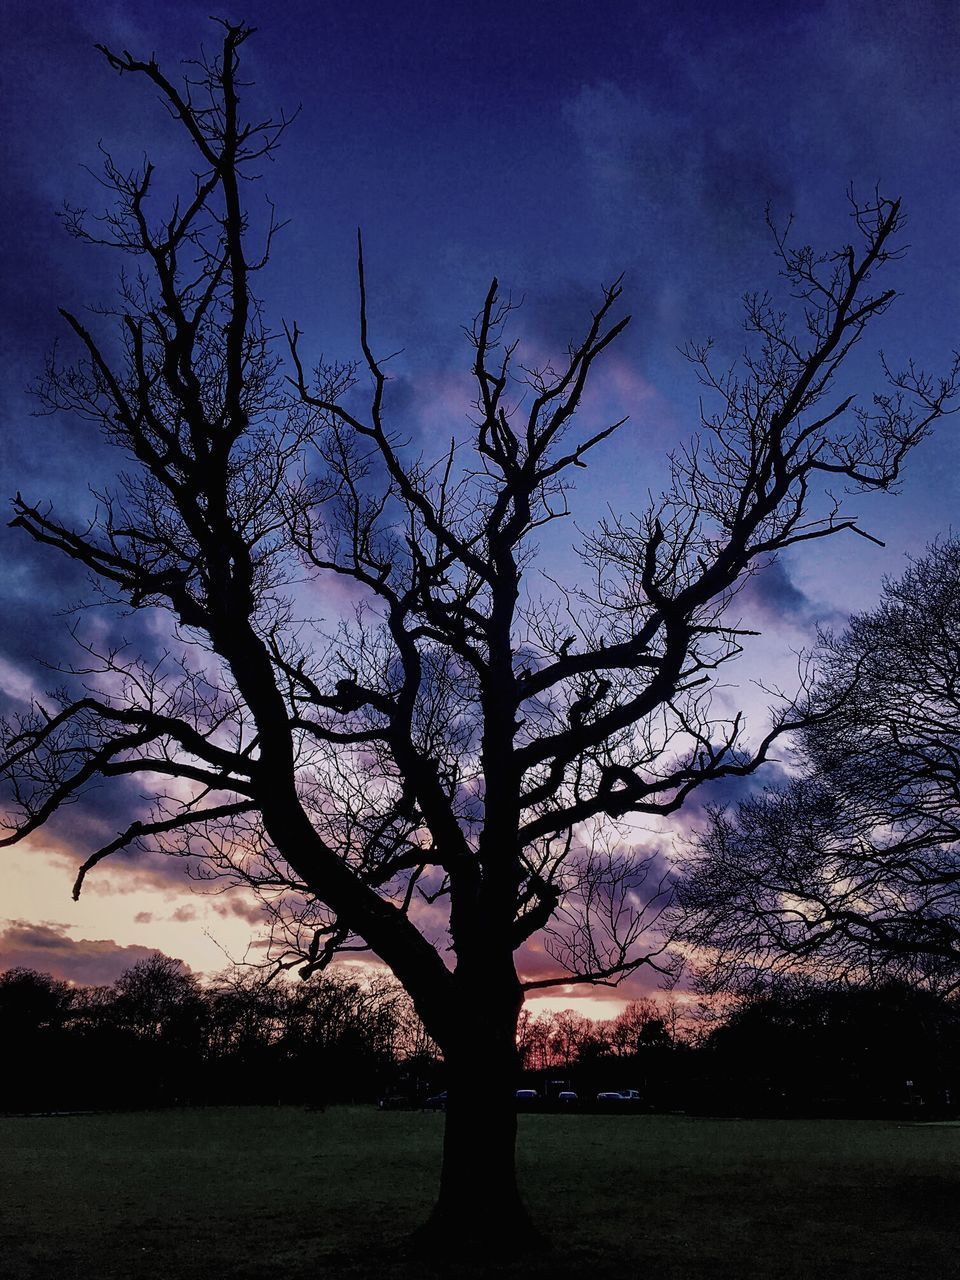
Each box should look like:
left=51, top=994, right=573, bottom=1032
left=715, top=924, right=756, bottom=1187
left=675, top=537, right=960, bottom=994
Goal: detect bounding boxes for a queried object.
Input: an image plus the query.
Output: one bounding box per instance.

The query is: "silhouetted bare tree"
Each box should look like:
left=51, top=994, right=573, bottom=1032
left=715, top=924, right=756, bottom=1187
left=2, top=21, right=957, bottom=1250
left=606, top=997, right=671, bottom=1055
left=675, top=537, right=960, bottom=995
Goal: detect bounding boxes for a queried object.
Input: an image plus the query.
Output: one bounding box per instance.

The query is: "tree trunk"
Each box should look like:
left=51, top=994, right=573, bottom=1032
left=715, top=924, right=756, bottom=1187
left=410, top=976, right=540, bottom=1256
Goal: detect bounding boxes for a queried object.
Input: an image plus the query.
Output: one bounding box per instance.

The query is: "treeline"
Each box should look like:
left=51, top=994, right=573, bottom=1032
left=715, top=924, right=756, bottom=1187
left=0, top=956, right=436, bottom=1112
left=4, top=960, right=959, bottom=1117
left=518, top=983, right=960, bottom=1117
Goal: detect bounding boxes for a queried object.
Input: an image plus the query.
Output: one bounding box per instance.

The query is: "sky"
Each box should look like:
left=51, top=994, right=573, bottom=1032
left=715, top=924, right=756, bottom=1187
left=0, top=0, right=958, bottom=1015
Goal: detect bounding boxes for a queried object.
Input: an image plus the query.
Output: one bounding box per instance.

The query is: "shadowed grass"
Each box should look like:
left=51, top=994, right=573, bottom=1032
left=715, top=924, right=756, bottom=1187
left=2, top=1107, right=957, bottom=1278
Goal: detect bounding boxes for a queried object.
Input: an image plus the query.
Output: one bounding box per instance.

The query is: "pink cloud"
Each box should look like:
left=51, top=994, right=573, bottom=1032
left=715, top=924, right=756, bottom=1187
left=210, top=897, right=268, bottom=926
left=0, top=920, right=186, bottom=987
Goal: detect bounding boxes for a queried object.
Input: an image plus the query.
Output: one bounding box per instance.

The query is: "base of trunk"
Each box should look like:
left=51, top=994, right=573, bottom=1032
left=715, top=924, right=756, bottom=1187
left=415, top=1073, right=537, bottom=1257
left=417, top=971, right=535, bottom=1258
left=406, top=1197, right=544, bottom=1259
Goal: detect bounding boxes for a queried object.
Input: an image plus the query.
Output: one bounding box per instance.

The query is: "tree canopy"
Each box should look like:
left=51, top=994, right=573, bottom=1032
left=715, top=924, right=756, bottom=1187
left=676, top=537, right=960, bottom=994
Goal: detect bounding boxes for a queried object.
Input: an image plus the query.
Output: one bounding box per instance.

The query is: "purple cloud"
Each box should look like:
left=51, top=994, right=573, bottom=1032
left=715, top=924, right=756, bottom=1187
left=0, top=919, right=184, bottom=986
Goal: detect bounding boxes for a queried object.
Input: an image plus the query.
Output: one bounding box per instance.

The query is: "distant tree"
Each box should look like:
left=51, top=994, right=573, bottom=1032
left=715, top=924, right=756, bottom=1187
left=0, top=966, right=74, bottom=1036
left=205, top=970, right=282, bottom=1062
left=701, top=978, right=960, bottom=1116
left=0, top=969, right=68, bottom=1109
left=278, top=967, right=410, bottom=1101
left=517, top=1007, right=554, bottom=1073
left=2, top=21, right=957, bottom=1251
left=547, top=1009, right=598, bottom=1070
left=111, top=954, right=204, bottom=1041
left=0, top=959, right=425, bottom=1110
left=605, top=997, right=671, bottom=1056
left=675, top=538, right=960, bottom=994
left=107, top=955, right=207, bottom=1104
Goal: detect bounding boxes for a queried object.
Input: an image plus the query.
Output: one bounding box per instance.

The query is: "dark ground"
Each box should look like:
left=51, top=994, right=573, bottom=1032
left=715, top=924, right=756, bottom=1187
left=2, top=1107, right=958, bottom=1278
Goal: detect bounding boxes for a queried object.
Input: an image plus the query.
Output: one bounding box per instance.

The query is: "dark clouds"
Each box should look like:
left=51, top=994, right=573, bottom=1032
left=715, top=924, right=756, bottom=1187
left=4, top=0, right=956, bottom=599
left=722, top=553, right=855, bottom=634
left=0, top=536, right=186, bottom=731
left=0, top=919, right=176, bottom=986
left=22, top=776, right=163, bottom=872
left=672, top=760, right=794, bottom=832
left=734, top=558, right=817, bottom=628
left=553, top=0, right=960, bottom=439
left=751, top=559, right=812, bottom=621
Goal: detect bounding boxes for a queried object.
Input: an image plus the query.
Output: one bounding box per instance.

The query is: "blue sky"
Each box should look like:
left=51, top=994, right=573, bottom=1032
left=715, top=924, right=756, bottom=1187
left=1, top=0, right=957, bottom=1005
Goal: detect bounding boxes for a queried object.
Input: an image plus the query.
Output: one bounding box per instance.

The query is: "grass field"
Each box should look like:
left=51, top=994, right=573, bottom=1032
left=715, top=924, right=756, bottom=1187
left=2, top=1107, right=958, bottom=1279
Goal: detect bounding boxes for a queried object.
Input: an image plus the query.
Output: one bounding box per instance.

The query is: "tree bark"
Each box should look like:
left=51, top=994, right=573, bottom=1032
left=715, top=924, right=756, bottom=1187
left=410, top=971, right=540, bottom=1256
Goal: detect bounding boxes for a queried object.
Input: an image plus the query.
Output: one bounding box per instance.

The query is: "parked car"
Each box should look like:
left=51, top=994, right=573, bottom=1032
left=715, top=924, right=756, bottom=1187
left=377, top=1094, right=414, bottom=1110
left=515, top=1088, right=538, bottom=1101
left=597, top=1089, right=642, bottom=1101
left=422, top=1091, right=448, bottom=1110
left=557, top=1091, right=579, bottom=1103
